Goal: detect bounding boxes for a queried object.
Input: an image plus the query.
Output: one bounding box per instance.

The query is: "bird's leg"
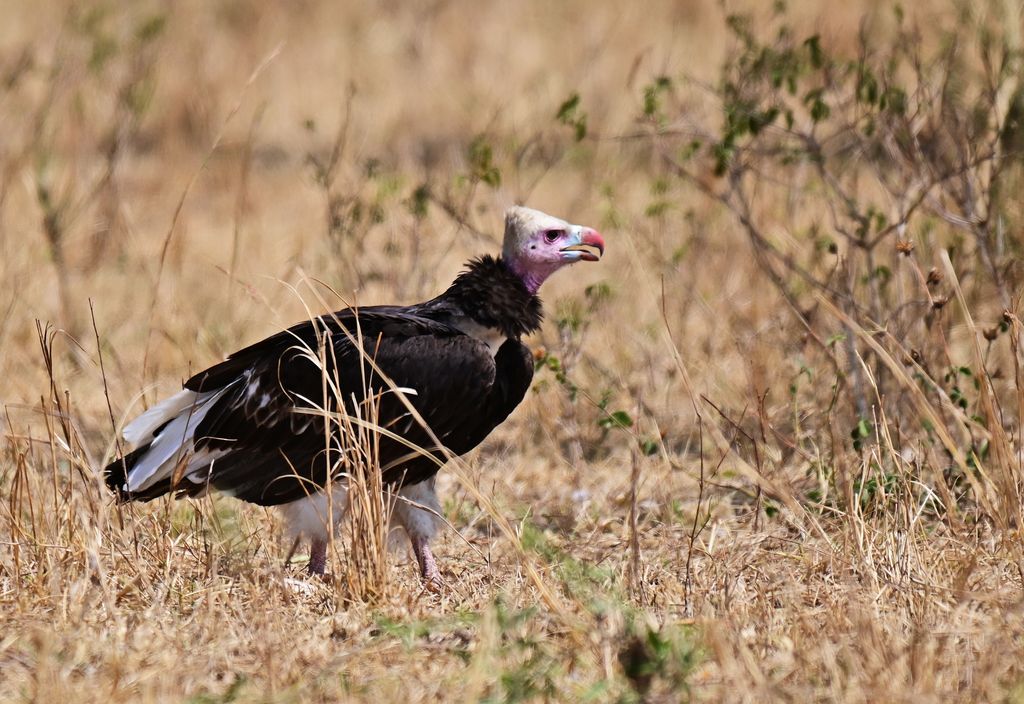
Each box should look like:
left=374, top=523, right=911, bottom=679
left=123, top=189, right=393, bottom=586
left=284, top=535, right=302, bottom=569
left=410, top=533, right=440, bottom=586
left=308, top=537, right=327, bottom=576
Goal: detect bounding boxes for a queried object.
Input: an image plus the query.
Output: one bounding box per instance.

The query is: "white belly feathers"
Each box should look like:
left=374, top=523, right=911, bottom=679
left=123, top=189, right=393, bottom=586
left=452, top=319, right=506, bottom=356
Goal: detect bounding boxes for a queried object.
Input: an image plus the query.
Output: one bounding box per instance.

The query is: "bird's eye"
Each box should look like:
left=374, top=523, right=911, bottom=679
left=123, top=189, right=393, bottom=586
left=544, top=230, right=564, bottom=243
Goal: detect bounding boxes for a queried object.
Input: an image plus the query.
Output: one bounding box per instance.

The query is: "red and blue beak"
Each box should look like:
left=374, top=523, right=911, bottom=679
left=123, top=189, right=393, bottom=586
left=559, top=227, right=605, bottom=262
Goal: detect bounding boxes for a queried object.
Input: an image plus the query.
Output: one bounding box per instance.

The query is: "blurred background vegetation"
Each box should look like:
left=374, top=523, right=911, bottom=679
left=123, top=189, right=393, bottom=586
left=3, top=0, right=1024, bottom=701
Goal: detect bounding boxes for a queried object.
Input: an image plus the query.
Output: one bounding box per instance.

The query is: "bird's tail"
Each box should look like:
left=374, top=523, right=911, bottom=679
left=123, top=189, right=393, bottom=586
left=104, top=443, right=172, bottom=501
left=104, top=387, right=231, bottom=501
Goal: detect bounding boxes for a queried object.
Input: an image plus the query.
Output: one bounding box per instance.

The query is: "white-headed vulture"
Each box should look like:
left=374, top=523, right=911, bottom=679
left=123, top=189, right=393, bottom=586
left=105, top=206, right=605, bottom=583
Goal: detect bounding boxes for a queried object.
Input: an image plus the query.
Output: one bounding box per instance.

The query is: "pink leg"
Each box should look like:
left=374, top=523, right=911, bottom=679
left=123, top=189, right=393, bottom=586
left=308, top=538, right=327, bottom=576
left=410, top=533, right=440, bottom=585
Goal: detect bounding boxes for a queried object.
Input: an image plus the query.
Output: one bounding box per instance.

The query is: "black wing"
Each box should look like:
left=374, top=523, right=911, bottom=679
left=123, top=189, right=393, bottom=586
left=176, top=307, right=533, bottom=505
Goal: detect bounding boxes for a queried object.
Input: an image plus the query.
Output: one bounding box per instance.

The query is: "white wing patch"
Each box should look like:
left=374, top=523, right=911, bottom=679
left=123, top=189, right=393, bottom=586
left=123, top=389, right=201, bottom=448
left=121, top=383, right=237, bottom=493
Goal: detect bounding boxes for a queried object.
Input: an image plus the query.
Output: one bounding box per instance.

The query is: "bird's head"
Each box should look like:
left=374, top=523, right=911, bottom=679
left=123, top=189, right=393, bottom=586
left=502, top=206, right=605, bottom=294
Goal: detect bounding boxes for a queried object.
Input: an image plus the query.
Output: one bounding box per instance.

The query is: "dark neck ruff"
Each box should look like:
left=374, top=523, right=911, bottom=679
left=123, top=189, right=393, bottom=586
left=437, top=255, right=543, bottom=338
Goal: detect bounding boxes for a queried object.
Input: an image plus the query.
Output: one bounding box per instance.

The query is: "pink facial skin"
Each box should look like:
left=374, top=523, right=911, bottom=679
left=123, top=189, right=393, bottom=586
left=502, top=207, right=605, bottom=294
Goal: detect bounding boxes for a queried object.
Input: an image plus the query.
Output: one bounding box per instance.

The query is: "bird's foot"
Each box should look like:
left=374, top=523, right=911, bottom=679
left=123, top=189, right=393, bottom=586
left=308, top=538, right=328, bottom=577
left=411, top=534, right=442, bottom=591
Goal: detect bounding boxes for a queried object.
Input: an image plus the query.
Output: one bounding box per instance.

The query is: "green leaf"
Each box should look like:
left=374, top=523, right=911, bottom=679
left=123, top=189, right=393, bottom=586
left=825, top=332, right=846, bottom=347
left=640, top=438, right=660, bottom=456
left=804, top=35, right=824, bottom=69
left=599, top=410, right=634, bottom=430
left=642, top=76, right=672, bottom=119
left=408, top=184, right=430, bottom=219
left=556, top=92, right=580, bottom=122
left=555, top=92, right=588, bottom=141
left=135, top=14, right=167, bottom=43
left=468, top=136, right=501, bottom=188
left=804, top=89, right=831, bottom=122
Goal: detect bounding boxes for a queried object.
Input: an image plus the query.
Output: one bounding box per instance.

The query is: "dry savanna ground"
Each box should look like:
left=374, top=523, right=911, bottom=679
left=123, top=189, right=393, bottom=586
left=4, top=0, right=1024, bottom=701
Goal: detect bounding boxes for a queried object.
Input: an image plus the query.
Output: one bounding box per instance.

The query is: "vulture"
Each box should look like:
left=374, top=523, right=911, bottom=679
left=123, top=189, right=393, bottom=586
left=104, top=206, right=605, bottom=583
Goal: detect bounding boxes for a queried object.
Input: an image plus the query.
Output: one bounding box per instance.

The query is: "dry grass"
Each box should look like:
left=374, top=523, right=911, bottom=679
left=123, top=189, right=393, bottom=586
left=4, top=0, right=1024, bottom=701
